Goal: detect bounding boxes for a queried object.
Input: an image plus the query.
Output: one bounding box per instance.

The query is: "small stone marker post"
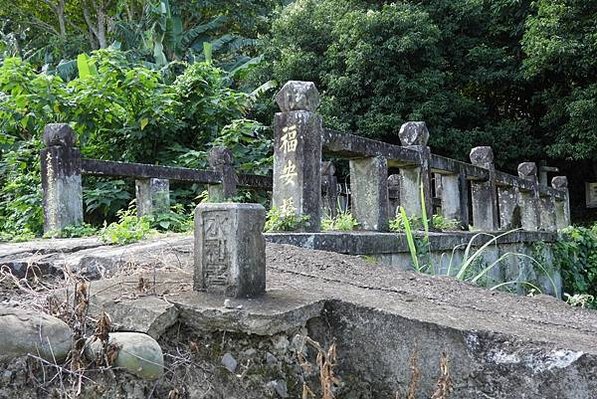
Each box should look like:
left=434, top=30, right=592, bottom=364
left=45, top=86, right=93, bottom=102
left=321, top=161, right=338, bottom=218
left=136, top=178, right=170, bottom=216
left=517, top=162, right=541, bottom=231
left=40, top=124, right=83, bottom=233
left=497, top=183, right=520, bottom=230
left=208, top=147, right=238, bottom=202
left=552, top=176, right=571, bottom=230
left=194, top=203, right=266, bottom=298
left=273, top=81, right=322, bottom=231
left=469, top=146, right=499, bottom=231
left=398, top=122, right=433, bottom=221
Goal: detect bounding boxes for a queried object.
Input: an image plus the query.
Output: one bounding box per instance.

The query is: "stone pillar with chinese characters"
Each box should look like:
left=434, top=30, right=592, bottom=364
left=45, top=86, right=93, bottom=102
left=273, top=81, right=322, bottom=231
left=517, top=162, right=540, bottom=231
left=469, top=146, right=499, bottom=231
left=208, top=147, right=237, bottom=202
left=40, top=124, right=84, bottom=233
left=552, top=176, right=571, bottom=230
left=398, top=122, right=432, bottom=221
left=136, top=178, right=170, bottom=217
left=194, top=203, right=266, bottom=298
left=497, top=184, right=521, bottom=230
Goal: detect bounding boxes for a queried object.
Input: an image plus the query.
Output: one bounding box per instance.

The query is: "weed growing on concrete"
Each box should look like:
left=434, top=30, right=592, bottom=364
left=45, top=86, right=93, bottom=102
left=322, top=210, right=359, bottom=232
left=265, top=203, right=310, bottom=232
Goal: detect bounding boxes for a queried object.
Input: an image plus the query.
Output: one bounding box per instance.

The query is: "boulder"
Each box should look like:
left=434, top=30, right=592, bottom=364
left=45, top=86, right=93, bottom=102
left=86, top=332, right=164, bottom=380
left=0, top=307, right=72, bottom=361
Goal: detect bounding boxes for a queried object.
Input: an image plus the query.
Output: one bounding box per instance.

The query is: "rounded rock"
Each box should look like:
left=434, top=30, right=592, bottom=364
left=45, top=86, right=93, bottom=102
left=43, top=124, right=76, bottom=148
left=398, top=122, right=429, bottom=146
left=0, top=307, right=73, bottom=361
left=275, top=81, right=320, bottom=112
left=551, top=176, right=568, bottom=190
left=85, top=332, right=164, bottom=380
left=517, top=162, right=537, bottom=178
left=469, top=146, right=494, bottom=166
left=209, top=147, right=234, bottom=167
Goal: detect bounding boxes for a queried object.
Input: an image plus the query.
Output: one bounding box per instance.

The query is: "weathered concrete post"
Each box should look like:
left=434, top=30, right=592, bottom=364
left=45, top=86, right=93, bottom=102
left=398, top=122, right=432, bottom=221
left=136, top=179, right=170, bottom=216
left=40, top=124, right=83, bottom=233
left=552, top=176, right=571, bottom=230
left=497, top=185, right=521, bottom=230
left=349, top=156, right=389, bottom=231
left=469, top=147, right=499, bottom=231
left=208, top=147, right=237, bottom=202
left=321, top=161, right=338, bottom=218
left=273, top=81, right=322, bottom=231
left=539, top=193, right=557, bottom=232
left=439, top=173, right=461, bottom=223
left=194, top=203, right=266, bottom=298
left=387, top=174, right=401, bottom=217
left=517, top=162, right=541, bottom=231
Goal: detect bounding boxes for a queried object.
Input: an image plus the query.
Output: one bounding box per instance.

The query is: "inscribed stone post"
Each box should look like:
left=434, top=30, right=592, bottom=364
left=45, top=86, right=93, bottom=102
left=273, top=81, right=322, bottom=231
left=136, top=178, right=170, bottom=216
left=539, top=193, right=557, bottom=232
left=517, top=162, right=540, bottom=231
left=552, top=176, right=571, bottom=229
left=208, top=147, right=237, bottom=202
left=398, top=122, right=432, bottom=221
left=349, top=156, right=389, bottom=231
left=40, top=124, right=83, bottom=233
left=194, top=203, right=266, bottom=298
left=469, top=147, right=498, bottom=231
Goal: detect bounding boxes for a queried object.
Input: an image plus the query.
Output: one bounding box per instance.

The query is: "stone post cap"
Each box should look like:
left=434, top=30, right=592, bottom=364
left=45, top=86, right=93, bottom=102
left=387, top=174, right=401, bottom=185
left=209, top=147, right=234, bottom=167
left=517, top=162, right=537, bottom=178
left=469, top=146, right=494, bottom=165
left=275, top=81, right=320, bottom=112
left=551, top=176, right=568, bottom=190
left=320, top=161, right=335, bottom=176
left=398, top=122, right=429, bottom=146
left=43, top=124, right=76, bottom=147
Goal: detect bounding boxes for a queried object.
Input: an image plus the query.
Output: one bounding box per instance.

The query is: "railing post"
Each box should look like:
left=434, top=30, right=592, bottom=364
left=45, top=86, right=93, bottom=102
left=398, top=122, right=432, bottom=221
left=517, top=162, right=541, bottom=231
left=135, top=178, right=170, bottom=216
left=273, top=81, right=322, bottom=231
left=349, top=156, right=389, bottom=231
left=208, top=147, right=237, bottom=202
left=40, top=124, right=83, bottom=233
left=552, top=176, right=571, bottom=229
left=321, top=161, right=338, bottom=218
left=539, top=192, right=557, bottom=232
left=387, top=174, right=401, bottom=217
left=469, top=146, right=498, bottom=231
left=439, top=173, right=461, bottom=223
left=497, top=185, right=520, bottom=230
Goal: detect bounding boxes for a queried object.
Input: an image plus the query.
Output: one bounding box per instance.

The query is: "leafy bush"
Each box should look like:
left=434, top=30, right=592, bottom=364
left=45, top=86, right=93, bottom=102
left=322, top=210, right=359, bottom=232
left=44, top=224, right=98, bottom=239
left=554, top=225, right=597, bottom=308
left=264, top=203, right=310, bottom=232
left=0, top=49, right=268, bottom=239
left=100, top=209, right=155, bottom=245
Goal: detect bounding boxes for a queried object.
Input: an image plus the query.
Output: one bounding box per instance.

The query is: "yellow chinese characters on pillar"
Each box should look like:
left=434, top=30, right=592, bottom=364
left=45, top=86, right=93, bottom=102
left=280, top=159, right=298, bottom=186
left=280, top=125, right=298, bottom=154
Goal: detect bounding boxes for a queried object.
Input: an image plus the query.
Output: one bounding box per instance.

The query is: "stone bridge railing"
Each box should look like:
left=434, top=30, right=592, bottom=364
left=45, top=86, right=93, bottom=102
left=41, top=81, right=570, bottom=235
left=272, top=80, right=570, bottom=233
left=40, top=124, right=271, bottom=233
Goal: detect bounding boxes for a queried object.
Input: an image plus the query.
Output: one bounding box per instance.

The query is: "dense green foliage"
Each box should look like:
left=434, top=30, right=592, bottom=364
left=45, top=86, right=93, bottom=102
left=260, top=0, right=596, bottom=167
left=554, top=225, right=597, bottom=308
left=0, top=50, right=271, bottom=239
